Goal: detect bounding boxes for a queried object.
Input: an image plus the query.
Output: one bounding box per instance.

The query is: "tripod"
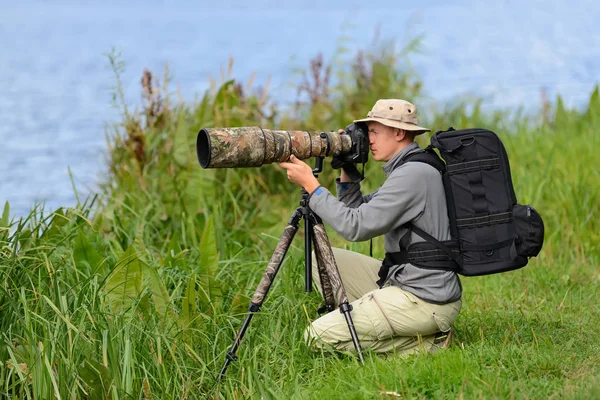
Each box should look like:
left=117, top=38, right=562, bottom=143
left=217, top=157, right=365, bottom=381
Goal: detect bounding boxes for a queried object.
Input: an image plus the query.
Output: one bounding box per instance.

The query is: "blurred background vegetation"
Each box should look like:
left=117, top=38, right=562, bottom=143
left=1, top=39, right=599, bottom=399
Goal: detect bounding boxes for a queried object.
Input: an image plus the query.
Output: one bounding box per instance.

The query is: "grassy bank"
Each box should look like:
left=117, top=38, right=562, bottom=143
left=1, top=43, right=599, bottom=399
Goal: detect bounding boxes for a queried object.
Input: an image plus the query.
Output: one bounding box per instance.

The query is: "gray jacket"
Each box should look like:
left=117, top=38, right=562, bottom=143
left=308, top=142, right=462, bottom=304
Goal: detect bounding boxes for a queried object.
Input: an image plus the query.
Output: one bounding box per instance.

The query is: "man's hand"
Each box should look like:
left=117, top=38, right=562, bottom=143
left=279, top=155, right=321, bottom=194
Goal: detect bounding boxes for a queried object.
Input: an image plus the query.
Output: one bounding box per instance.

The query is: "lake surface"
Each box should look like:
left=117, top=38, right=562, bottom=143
left=1, top=0, right=599, bottom=217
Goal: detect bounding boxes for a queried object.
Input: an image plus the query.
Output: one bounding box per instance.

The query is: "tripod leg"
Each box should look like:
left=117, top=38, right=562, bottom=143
left=313, top=243, right=336, bottom=314
left=311, top=223, right=365, bottom=364
left=217, top=210, right=301, bottom=381
left=304, top=212, right=313, bottom=292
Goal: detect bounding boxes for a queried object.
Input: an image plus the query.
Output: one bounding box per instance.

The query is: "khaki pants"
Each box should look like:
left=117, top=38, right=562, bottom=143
left=305, top=248, right=462, bottom=355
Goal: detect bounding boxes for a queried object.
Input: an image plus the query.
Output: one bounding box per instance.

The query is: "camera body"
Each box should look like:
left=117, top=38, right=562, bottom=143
left=329, top=122, right=369, bottom=170
left=344, top=122, right=369, bottom=164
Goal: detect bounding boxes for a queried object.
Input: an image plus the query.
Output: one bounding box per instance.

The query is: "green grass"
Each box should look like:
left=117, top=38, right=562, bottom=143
left=1, top=41, right=599, bottom=399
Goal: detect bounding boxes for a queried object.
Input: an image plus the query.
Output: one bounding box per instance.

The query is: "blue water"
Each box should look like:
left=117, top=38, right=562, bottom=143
left=1, top=0, right=599, bottom=217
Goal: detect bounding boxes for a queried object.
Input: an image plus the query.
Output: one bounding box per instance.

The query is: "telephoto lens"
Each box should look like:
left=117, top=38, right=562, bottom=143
left=197, top=126, right=353, bottom=168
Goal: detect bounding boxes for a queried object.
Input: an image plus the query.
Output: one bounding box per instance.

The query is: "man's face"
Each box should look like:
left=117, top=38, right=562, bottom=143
left=367, top=121, right=401, bottom=162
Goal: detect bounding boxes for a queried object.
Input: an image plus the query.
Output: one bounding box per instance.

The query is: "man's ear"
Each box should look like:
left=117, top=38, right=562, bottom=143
left=395, top=128, right=406, bottom=142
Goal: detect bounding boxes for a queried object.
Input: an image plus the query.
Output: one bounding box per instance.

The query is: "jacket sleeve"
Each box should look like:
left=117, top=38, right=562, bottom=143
left=309, top=164, right=427, bottom=242
left=334, top=179, right=379, bottom=207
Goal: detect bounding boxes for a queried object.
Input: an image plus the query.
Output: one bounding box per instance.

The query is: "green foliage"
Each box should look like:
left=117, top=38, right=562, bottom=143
left=1, top=36, right=599, bottom=399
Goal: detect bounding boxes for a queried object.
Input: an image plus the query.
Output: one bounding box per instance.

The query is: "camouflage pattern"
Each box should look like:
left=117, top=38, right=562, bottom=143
left=197, top=127, right=353, bottom=168
left=251, top=223, right=297, bottom=306
left=312, top=223, right=349, bottom=307
left=314, top=244, right=336, bottom=311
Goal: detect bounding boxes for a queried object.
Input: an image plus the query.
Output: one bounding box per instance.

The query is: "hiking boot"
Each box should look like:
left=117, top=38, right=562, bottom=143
left=430, top=329, right=454, bottom=354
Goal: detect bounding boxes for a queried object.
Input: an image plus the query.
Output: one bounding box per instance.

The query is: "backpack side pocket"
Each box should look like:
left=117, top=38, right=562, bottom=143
left=513, top=204, right=544, bottom=257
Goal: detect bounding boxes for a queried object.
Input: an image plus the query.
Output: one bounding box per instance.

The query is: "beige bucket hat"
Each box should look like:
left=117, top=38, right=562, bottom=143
left=354, top=99, right=430, bottom=134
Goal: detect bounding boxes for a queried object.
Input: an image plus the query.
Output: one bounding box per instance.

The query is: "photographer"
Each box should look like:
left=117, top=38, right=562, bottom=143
left=279, top=99, right=462, bottom=355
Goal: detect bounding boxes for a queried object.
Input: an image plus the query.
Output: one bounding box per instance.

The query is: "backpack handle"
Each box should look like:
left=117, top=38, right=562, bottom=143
left=432, top=128, right=475, bottom=153
left=460, top=137, right=475, bottom=146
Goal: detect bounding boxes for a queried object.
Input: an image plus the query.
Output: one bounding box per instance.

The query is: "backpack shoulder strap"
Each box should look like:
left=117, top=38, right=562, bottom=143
left=399, top=146, right=445, bottom=173
left=393, top=146, right=460, bottom=271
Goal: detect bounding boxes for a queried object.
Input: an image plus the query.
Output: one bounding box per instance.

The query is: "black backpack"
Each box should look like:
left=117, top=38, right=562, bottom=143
left=384, top=127, right=545, bottom=277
